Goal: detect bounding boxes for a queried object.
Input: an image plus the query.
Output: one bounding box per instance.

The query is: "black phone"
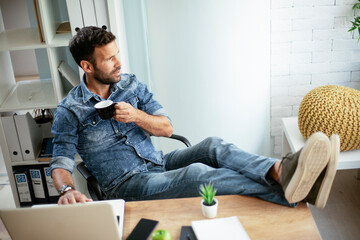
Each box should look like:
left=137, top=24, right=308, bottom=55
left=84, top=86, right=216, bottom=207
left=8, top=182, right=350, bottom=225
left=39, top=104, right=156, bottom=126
left=126, top=218, right=159, bottom=240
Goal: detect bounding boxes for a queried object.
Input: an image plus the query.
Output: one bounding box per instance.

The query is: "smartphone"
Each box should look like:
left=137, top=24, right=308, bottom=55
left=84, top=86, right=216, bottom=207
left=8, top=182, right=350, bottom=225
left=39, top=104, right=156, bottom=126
left=126, top=218, right=159, bottom=240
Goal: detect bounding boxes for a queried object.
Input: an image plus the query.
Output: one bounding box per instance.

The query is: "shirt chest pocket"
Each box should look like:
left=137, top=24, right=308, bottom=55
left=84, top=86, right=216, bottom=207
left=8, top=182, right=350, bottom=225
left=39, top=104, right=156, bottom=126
left=125, top=95, right=139, bottom=108
left=79, top=114, right=109, bottom=143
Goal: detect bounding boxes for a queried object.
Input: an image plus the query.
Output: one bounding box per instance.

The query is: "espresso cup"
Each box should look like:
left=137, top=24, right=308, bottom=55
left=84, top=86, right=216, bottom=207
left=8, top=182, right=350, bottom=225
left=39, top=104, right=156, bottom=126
left=94, top=100, right=117, bottom=120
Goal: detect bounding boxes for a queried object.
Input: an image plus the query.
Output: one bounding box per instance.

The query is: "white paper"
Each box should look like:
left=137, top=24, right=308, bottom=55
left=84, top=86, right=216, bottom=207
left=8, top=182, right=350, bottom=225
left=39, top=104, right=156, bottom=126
left=192, top=216, right=251, bottom=240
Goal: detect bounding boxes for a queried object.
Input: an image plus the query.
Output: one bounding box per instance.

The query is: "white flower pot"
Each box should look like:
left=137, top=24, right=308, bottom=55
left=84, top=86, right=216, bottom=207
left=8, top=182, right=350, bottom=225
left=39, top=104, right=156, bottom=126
left=201, top=198, right=218, bottom=218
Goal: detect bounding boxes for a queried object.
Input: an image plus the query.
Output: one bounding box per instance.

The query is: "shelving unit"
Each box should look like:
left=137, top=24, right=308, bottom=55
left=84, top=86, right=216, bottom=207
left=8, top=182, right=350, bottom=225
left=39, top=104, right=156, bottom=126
left=0, top=0, right=76, bottom=114
left=0, top=0, right=120, bottom=207
left=0, top=0, right=77, bottom=208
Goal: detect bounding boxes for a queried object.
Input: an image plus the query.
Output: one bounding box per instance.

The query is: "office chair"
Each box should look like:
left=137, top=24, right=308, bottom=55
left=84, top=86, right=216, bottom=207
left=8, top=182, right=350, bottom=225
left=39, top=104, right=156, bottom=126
left=76, top=134, right=191, bottom=201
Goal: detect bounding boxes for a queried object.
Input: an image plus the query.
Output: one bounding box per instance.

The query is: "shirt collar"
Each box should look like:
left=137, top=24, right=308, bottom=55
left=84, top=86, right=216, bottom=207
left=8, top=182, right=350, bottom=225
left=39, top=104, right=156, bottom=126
left=80, top=74, right=120, bottom=103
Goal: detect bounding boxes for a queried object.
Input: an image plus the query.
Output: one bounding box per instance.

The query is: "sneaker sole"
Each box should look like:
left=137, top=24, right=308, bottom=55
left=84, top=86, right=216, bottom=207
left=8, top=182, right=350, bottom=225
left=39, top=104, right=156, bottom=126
left=314, top=134, right=339, bottom=208
left=285, top=132, right=331, bottom=203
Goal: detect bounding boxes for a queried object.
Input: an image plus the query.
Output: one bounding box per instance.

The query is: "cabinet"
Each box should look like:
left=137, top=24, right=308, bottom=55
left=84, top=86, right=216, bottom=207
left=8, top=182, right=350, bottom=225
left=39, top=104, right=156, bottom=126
left=0, top=0, right=122, bottom=207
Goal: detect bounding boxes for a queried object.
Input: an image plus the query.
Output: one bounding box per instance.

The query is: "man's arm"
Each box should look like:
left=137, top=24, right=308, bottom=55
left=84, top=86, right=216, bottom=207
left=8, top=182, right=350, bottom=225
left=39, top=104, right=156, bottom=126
left=113, top=102, right=173, bottom=137
left=52, top=168, right=92, bottom=204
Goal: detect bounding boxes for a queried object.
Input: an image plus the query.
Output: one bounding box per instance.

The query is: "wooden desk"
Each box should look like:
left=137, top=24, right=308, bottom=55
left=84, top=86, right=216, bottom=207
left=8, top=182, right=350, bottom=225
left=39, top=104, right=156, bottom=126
left=281, top=117, right=360, bottom=172
left=123, top=195, right=321, bottom=240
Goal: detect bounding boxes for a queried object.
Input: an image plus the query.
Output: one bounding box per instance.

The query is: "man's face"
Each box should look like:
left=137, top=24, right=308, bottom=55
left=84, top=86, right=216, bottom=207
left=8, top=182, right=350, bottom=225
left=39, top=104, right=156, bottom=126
left=92, top=41, right=121, bottom=84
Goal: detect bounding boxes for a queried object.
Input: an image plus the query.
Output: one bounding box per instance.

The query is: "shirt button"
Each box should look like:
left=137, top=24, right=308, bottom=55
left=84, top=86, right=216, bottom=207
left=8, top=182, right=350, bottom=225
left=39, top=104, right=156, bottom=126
left=115, top=130, right=119, bottom=133
left=92, top=121, right=96, bottom=125
left=138, top=153, right=141, bottom=157
left=126, top=141, right=129, bottom=144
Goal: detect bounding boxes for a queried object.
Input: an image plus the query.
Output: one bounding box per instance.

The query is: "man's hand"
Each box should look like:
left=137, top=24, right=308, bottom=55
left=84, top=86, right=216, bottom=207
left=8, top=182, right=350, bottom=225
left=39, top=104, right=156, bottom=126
left=113, top=102, right=139, bottom=123
left=112, top=101, right=173, bottom=137
left=58, top=189, right=92, bottom=205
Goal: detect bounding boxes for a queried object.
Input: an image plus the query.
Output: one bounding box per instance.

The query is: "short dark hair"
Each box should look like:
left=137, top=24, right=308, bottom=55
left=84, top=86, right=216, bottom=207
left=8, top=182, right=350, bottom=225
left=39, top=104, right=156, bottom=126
left=69, top=26, right=116, bottom=67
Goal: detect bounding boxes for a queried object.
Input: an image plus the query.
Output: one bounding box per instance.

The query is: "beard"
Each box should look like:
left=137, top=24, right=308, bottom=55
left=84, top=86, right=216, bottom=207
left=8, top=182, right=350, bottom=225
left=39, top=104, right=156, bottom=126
left=93, top=66, right=121, bottom=85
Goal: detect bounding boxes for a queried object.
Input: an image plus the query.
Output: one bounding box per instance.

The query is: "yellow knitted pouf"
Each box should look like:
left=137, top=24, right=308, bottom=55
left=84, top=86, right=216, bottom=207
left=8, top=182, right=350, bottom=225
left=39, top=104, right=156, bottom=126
left=298, top=85, right=360, bottom=151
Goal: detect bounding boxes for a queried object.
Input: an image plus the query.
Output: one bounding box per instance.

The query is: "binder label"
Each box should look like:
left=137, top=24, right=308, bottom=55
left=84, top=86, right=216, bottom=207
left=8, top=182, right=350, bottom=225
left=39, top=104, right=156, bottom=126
left=15, top=173, right=32, bottom=202
left=44, top=167, right=59, bottom=196
left=30, top=169, right=45, bottom=198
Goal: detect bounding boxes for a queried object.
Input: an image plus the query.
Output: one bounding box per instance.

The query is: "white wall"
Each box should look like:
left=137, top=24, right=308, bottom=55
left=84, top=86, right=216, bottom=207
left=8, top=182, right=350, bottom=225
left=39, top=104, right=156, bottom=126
left=124, top=0, right=271, bottom=155
left=271, top=0, right=360, bottom=157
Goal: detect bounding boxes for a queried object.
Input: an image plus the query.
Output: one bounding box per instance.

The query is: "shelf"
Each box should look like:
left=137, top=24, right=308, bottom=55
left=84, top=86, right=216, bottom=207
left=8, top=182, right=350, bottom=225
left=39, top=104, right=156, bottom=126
left=0, top=28, right=46, bottom=51
left=11, top=161, right=50, bottom=166
left=48, top=32, right=72, bottom=47
left=10, top=155, right=82, bottom=167
left=0, top=79, right=57, bottom=112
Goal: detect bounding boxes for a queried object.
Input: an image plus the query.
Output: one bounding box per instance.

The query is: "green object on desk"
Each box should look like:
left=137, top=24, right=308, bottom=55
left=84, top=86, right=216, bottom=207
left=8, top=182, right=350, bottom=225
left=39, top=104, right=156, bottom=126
left=151, top=229, right=172, bottom=240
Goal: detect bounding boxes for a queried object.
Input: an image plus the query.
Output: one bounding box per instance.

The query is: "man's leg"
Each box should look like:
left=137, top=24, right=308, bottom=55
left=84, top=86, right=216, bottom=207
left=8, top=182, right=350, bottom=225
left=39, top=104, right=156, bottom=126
left=106, top=133, right=336, bottom=208
left=106, top=162, right=295, bottom=207
left=163, top=133, right=336, bottom=206
left=164, top=136, right=278, bottom=186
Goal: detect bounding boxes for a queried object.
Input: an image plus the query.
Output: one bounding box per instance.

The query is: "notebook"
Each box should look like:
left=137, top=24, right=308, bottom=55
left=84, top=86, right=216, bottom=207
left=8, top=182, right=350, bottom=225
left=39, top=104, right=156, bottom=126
left=0, top=199, right=125, bottom=240
left=192, top=216, right=251, bottom=240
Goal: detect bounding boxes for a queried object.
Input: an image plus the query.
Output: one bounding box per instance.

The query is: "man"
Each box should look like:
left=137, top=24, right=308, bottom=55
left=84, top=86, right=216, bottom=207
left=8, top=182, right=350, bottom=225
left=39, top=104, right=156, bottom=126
left=50, top=26, right=339, bottom=208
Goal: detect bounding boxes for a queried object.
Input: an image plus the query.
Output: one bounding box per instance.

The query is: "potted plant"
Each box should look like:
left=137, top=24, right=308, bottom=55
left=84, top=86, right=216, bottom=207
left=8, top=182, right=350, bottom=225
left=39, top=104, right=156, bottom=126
left=199, top=181, right=218, bottom=218
left=348, top=0, right=360, bottom=42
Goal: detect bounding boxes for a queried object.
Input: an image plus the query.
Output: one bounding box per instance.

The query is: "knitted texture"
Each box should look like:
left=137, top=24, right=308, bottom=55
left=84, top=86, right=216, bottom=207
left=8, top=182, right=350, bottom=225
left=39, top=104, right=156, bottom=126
left=298, top=85, right=360, bottom=151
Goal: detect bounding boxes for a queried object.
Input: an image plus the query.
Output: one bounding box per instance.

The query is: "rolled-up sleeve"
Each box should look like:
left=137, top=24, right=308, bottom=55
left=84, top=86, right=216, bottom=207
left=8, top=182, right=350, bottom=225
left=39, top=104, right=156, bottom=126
left=49, top=106, right=79, bottom=174
left=135, top=77, right=172, bottom=123
left=50, top=156, right=75, bottom=174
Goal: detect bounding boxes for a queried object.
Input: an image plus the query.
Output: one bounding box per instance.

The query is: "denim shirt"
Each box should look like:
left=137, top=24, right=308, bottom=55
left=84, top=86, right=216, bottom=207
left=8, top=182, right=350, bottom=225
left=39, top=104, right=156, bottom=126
left=50, top=74, right=170, bottom=192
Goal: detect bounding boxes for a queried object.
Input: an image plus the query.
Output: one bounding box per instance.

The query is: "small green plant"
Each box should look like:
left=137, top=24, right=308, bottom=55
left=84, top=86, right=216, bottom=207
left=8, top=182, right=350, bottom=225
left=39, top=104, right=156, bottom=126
left=199, top=182, right=217, bottom=206
left=348, top=0, right=360, bottom=42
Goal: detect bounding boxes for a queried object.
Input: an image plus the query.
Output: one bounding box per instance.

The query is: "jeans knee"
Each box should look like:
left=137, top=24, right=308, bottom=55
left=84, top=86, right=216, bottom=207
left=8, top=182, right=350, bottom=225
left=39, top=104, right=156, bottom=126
left=200, top=136, right=234, bottom=161
left=202, top=136, right=224, bottom=148
left=183, top=163, right=216, bottom=183
left=186, top=162, right=211, bottom=174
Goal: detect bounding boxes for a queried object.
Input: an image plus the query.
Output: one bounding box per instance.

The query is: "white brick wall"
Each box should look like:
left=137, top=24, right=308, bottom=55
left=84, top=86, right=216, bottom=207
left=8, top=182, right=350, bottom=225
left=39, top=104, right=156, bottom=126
left=270, top=0, right=360, bottom=157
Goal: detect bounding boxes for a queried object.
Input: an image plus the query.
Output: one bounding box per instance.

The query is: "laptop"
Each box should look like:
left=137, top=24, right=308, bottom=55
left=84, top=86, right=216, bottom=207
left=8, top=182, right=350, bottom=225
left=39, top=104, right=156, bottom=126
left=0, top=199, right=125, bottom=240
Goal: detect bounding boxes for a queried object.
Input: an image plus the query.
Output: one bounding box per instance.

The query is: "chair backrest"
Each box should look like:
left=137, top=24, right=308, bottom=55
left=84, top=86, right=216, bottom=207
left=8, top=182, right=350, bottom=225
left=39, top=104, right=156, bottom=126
left=76, top=134, right=191, bottom=201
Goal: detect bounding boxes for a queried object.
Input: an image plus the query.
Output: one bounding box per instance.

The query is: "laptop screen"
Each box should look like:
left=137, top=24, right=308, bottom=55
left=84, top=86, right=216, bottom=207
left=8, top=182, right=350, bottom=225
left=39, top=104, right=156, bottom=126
left=0, top=199, right=125, bottom=240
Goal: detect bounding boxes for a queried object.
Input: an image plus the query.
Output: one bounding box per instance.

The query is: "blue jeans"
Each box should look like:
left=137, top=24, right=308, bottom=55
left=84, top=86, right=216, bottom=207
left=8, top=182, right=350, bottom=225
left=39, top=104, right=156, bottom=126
left=106, top=137, right=295, bottom=207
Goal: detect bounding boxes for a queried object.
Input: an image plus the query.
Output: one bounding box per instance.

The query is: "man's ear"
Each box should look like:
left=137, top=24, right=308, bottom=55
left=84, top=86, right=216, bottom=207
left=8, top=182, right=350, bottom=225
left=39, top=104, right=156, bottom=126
left=80, top=60, right=94, bottom=73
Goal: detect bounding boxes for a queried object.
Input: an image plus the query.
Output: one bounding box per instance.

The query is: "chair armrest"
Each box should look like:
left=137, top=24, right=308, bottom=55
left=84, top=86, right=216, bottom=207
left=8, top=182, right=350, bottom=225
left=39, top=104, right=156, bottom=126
left=76, top=162, right=92, bottom=180
left=169, top=134, right=191, bottom=147
left=76, top=162, right=105, bottom=200
left=87, top=177, right=105, bottom=200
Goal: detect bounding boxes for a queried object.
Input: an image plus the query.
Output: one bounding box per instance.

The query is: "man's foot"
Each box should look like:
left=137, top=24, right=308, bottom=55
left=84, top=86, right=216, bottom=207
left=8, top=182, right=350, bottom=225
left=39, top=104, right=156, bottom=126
left=279, top=132, right=331, bottom=203
left=304, top=134, right=339, bottom=208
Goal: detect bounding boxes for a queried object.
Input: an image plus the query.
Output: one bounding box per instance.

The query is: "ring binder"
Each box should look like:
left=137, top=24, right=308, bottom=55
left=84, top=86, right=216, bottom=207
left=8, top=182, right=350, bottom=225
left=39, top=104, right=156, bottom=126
left=13, top=166, right=34, bottom=207
left=43, top=166, right=59, bottom=203
left=29, top=167, right=48, bottom=204
left=1, top=115, right=23, bottom=162
left=14, top=113, right=43, bottom=161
